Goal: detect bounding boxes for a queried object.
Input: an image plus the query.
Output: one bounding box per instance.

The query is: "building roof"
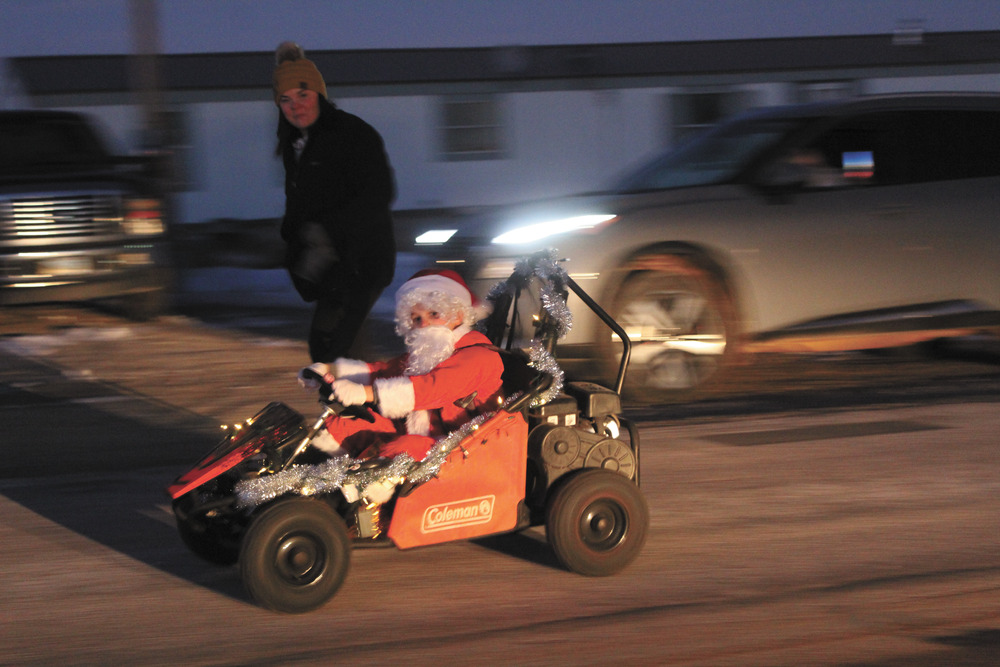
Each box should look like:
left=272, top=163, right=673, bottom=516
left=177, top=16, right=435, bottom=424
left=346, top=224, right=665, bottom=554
left=10, top=31, right=1000, bottom=98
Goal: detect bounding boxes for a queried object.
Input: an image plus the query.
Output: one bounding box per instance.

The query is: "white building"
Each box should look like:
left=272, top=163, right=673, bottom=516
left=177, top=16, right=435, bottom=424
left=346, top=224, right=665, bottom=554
left=6, top=30, right=1000, bottom=234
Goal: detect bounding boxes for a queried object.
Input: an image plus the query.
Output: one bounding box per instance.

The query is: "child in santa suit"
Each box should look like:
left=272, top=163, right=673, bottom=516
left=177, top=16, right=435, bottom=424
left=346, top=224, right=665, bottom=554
left=299, top=269, right=504, bottom=462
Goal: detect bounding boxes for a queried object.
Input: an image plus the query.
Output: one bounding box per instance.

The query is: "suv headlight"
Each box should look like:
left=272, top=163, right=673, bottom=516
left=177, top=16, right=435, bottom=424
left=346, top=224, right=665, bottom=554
left=491, top=214, right=616, bottom=245
left=415, top=229, right=457, bottom=245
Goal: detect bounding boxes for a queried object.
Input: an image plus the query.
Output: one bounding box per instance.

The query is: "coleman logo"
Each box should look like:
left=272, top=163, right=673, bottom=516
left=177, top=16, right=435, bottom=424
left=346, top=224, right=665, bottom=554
left=421, top=495, right=495, bottom=533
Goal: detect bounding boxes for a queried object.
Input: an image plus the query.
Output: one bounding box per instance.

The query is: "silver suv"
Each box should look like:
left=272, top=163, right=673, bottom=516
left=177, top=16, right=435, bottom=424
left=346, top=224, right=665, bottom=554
left=0, top=110, right=171, bottom=318
left=454, top=94, right=1000, bottom=398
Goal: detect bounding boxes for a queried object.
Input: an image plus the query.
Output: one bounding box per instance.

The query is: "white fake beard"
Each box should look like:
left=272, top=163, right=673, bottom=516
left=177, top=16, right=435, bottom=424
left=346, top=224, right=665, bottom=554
left=403, top=325, right=459, bottom=376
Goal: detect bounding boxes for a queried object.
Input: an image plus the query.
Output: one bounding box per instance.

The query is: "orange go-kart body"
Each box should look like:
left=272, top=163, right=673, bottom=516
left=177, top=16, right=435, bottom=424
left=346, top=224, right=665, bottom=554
left=388, top=410, right=528, bottom=549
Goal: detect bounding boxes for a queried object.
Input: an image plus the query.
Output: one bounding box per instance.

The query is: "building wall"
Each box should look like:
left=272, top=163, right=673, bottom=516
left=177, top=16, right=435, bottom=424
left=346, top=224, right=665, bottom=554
left=864, top=72, right=1000, bottom=94
left=22, top=68, right=1000, bottom=227
left=178, top=100, right=284, bottom=222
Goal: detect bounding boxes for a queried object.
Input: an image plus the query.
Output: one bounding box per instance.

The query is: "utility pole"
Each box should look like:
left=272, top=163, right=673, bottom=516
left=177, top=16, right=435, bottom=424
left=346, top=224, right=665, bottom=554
left=127, top=0, right=177, bottom=217
left=128, top=0, right=178, bottom=295
left=129, top=0, right=165, bottom=153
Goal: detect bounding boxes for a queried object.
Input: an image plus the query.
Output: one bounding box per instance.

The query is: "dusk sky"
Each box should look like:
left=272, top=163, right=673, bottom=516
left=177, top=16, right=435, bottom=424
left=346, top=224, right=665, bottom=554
left=2, top=0, right=999, bottom=58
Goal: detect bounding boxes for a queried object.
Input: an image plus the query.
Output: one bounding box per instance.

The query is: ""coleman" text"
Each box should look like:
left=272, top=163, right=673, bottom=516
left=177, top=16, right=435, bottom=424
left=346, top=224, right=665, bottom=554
left=421, top=495, right=495, bottom=533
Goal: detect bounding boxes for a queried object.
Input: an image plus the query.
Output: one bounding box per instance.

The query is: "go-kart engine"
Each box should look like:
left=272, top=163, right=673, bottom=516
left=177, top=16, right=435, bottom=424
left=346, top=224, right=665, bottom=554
left=528, top=423, right=637, bottom=486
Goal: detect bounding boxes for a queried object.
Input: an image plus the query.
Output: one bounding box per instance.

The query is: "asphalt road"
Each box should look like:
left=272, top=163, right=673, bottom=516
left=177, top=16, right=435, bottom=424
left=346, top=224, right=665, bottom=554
left=1, top=304, right=999, bottom=666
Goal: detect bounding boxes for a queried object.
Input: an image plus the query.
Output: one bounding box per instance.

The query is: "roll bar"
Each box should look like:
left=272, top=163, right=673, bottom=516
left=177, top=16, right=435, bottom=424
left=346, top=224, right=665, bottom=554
left=565, top=276, right=632, bottom=395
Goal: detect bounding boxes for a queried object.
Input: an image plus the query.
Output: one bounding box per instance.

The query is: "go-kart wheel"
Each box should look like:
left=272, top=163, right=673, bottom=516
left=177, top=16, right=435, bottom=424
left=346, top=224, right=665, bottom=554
left=239, top=498, right=350, bottom=613
left=175, top=514, right=239, bottom=566
left=546, top=469, right=648, bottom=577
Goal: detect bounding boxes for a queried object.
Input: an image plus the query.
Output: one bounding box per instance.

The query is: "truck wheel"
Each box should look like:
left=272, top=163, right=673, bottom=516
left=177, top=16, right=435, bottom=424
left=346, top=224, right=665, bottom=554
left=239, top=498, right=350, bottom=613
left=124, top=287, right=170, bottom=321
left=546, top=469, right=648, bottom=576
left=176, top=515, right=239, bottom=566
left=606, top=258, right=737, bottom=399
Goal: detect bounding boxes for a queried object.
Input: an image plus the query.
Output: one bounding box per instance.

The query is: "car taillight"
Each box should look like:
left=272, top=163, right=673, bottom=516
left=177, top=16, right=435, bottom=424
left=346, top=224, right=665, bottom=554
left=123, top=198, right=164, bottom=235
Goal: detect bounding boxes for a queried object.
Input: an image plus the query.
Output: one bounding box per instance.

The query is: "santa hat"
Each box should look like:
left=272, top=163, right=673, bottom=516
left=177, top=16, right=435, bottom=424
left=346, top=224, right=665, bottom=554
left=394, top=269, right=488, bottom=334
left=396, top=269, right=477, bottom=308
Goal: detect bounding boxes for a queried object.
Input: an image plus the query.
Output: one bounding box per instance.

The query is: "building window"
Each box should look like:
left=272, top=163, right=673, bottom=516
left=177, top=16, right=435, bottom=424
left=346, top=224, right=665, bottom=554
left=669, top=90, right=752, bottom=144
left=439, top=95, right=506, bottom=161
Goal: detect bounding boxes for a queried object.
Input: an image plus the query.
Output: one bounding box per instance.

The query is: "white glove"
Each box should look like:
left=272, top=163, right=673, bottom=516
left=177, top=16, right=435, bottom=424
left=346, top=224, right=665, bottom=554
left=297, top=362, right=331, bottom=390
left=362, top=478, right=399, bottom=504
left=331, top=379, right=368, bottom=406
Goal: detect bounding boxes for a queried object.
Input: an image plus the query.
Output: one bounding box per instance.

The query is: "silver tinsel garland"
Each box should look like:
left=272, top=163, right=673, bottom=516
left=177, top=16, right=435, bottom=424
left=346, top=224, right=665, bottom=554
left=525, top=339, right=563, bottom=407
left=481, top=249, right=574, bottom=342
left=234, top=412, right=498, bottom=509
left=528, top=251, right=574, bottom=340
left=234, top=452, right=415, bottom=509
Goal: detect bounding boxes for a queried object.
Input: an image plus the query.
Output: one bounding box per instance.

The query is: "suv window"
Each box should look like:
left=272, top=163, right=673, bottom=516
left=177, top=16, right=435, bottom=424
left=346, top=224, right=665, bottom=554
left=903, top=110, right=1000, bottom=182
left=799, top=111, right=906, bottom=187
left=615, top=116, right=803, bottom=192
left=798, top=108, right=1000, bottom=187
left=614, top=102, right=1000, bottom=195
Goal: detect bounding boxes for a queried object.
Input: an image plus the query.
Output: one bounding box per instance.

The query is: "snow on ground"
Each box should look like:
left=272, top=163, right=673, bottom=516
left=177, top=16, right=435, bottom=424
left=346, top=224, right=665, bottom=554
left=0, top=326, right=135, bottom=357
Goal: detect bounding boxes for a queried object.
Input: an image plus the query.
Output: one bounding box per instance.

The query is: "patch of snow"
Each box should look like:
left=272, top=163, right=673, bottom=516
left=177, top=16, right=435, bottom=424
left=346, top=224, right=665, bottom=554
left=0, top=327, right=133, bottom=357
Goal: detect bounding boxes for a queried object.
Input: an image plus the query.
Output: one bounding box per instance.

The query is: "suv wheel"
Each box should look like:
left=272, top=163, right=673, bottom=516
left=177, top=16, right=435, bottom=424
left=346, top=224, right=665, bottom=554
left=606, top=257, right=736, bottom=398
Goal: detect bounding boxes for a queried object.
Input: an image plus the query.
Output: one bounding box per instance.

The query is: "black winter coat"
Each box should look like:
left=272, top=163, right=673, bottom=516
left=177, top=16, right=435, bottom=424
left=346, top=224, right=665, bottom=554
left=280, top=97, right=396, bottom=301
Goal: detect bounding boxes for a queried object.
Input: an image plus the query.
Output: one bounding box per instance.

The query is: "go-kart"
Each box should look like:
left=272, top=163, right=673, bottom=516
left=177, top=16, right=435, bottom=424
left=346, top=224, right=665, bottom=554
left=167, top=252, right=648, bottom=613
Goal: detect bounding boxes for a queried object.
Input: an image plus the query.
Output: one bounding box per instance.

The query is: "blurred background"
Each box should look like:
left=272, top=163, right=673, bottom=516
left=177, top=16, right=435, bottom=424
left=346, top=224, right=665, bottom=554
left=2, top=0, right=999, bottom=353
left=4, top=0, right=1000, bottom=232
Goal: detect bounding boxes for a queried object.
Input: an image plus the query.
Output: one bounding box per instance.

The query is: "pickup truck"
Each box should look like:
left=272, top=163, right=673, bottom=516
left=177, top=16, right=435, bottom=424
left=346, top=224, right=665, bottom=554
left=0, top=110, right=172, bottom=318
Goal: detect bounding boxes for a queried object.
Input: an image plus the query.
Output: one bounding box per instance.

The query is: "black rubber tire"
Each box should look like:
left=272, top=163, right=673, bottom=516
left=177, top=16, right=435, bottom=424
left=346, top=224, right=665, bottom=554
left=176, top=515, right=239, bottom=566
left=239, top=498, right=350, bottom=613
left=121, top=266, right=175, bottom=320
left=604, top=258, right=737, bottom=400
left=124, top=288, right=170, bottom=320
left=546, top=469, right=649, bottom=577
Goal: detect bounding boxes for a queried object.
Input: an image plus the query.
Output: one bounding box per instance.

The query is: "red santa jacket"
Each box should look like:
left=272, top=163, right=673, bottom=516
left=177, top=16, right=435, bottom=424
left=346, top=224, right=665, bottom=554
left=334, top=328, right=504, bottom=438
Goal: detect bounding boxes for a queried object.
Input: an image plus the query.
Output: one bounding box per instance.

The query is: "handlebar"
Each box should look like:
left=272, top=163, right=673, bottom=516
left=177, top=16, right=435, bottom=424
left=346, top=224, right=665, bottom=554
left=322, top=395, right=377, bottom=423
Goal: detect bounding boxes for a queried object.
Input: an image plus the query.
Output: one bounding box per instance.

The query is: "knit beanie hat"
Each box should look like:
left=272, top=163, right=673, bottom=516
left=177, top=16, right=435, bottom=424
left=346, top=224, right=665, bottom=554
left=273, top=41, right=327, bottom=104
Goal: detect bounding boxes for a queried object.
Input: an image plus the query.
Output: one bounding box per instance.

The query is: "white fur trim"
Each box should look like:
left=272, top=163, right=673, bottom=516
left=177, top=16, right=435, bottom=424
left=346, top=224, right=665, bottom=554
left=406, top=410, right=432, bottom=436
left=310, top=429, right=346, bottom=455
left=374, top=376, right=415, bottom=419
left=396, top=274, right=472, bottom=308
left=332, top=357, right=372, bottom=383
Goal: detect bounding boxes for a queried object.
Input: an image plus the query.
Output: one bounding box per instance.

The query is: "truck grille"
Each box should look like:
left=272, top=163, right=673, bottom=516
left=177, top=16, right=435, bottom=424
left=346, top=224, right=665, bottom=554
left=0, top=194, right=122, bottom=239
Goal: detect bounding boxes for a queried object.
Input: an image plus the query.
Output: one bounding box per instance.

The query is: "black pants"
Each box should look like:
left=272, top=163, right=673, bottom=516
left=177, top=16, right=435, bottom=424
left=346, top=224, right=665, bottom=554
left=308, top=285, right=384, bottom=362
